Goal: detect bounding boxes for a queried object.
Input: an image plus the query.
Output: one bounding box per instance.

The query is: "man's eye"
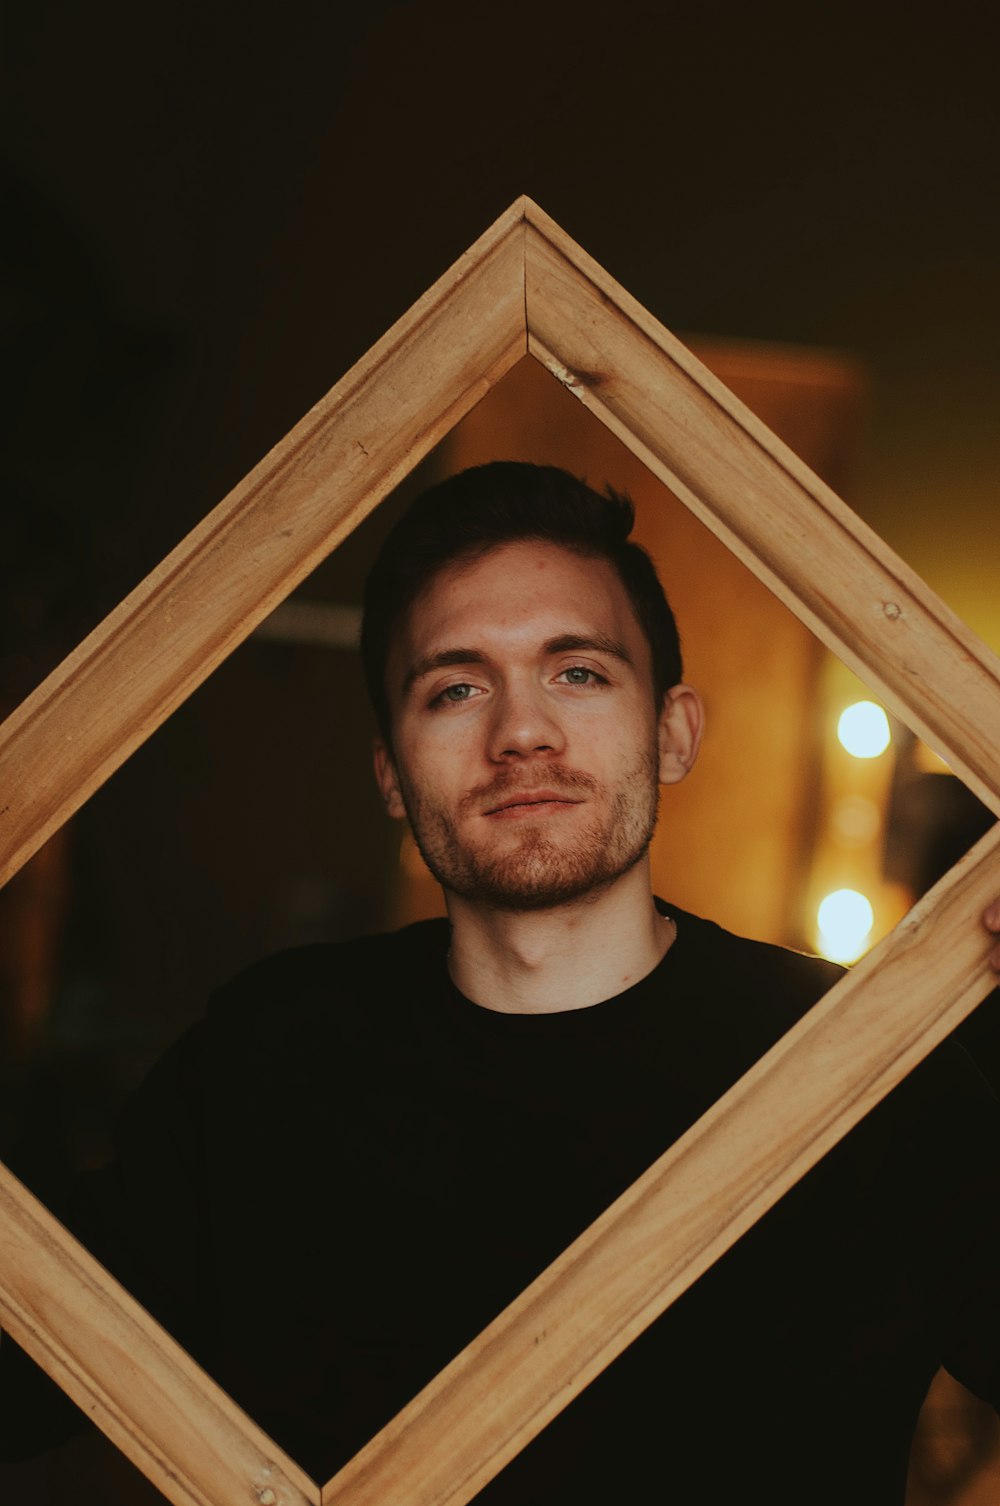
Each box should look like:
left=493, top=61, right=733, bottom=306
left=557, top=666, right=606, bottom=686
left=432, top=682, right=479, bottom=707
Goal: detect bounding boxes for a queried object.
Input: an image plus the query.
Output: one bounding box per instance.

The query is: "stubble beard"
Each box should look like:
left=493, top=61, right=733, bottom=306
left=401, top=748, right=661, bottom=913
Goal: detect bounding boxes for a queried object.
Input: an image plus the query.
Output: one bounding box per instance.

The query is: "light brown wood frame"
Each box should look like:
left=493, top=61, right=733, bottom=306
left=1, top=197, right=998, bottom=1506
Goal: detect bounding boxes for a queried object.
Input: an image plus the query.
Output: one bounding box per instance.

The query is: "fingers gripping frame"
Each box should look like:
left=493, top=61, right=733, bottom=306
left=1, top=199, right=997, bottom=1506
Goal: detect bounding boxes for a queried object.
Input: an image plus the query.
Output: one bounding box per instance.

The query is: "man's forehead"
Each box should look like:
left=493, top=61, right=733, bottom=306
left=410, top=540, right=631, bottom=625
left=389, top=542, right=650, bottom=690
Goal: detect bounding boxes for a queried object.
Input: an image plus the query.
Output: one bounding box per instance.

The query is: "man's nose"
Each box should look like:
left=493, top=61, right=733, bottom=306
left=487, top=683, right=566, bottom=761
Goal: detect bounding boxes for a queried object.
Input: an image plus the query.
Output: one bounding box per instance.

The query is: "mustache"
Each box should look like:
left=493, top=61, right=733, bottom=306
left=460, top=765, right=599, bottom=816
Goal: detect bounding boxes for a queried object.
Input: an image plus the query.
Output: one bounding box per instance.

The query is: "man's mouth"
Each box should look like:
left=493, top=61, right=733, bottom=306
left=483, top=790, right=584, bottom=818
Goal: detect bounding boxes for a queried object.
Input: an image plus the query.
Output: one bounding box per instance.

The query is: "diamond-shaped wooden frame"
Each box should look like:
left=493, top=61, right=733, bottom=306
left=1, top=198, right=998, bottom=1506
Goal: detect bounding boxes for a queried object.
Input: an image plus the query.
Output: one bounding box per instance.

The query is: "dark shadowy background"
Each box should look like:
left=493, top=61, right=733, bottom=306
left=1, top=3, right=999, bottom=1499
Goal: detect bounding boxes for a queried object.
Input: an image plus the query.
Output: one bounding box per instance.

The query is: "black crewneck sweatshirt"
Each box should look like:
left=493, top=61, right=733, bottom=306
left=2, top=903, right=998, bottom=1503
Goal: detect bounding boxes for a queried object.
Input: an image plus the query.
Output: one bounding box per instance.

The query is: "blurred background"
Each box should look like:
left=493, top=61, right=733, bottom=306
left=1, top=2, right=998, bottom=1500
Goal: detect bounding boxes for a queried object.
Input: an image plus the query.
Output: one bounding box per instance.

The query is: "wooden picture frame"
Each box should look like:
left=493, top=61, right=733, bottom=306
left=1, top=197, right=998, bottom=1506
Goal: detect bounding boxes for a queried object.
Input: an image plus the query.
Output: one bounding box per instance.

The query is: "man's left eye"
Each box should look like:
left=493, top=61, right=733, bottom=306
left=557, top=666, right=605, bottom=686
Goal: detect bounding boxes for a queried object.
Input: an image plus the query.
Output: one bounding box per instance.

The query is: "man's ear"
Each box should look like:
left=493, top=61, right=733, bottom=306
left=657, top=684, right=705, bottom=786
left=373, top=739, right=407, bottom=819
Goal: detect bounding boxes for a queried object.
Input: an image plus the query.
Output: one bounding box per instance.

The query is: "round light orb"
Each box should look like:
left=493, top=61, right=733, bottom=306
left=837, top=701, right=891, bottom=758
left=817, top=888, right=875, bottom=963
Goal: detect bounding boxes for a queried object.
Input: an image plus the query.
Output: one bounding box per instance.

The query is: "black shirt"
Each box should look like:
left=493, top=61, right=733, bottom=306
left=2, top=903, right=998, bottom=1502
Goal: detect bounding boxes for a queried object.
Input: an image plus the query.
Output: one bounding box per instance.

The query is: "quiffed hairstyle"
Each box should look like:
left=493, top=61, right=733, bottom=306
left=361, top=461, right=683, bottom=743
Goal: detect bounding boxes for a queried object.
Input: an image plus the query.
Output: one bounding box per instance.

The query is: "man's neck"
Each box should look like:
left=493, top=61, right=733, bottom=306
left=444, top=862, right=675, bottom=1014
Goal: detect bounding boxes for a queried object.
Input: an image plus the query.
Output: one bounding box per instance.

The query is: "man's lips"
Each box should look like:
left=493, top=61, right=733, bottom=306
left=482, top=789, right=584, bottom=817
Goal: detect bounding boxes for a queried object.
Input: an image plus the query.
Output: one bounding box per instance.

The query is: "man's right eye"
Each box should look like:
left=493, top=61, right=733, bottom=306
left=431, top=682, right=480, bottom=707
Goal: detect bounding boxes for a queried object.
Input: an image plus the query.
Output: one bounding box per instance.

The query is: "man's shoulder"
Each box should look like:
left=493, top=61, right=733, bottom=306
left=203, top=918, right=451, bottom=1041
left=669, top=901, right=999, bottom=1137
left=668, top=902, right=845, bottom=1026
left=216, top=917, right=451, bottom=987
left=109, top=922, right=453, bottom=1159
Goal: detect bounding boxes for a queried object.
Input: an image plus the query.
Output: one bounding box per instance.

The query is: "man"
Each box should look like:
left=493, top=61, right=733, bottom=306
left=3, top=462, right=1000, bottom=1502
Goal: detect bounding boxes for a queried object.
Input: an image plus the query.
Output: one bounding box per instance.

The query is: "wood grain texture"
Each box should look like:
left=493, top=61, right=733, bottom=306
left=0, top=202, right=527, bottom=889
left=523, top=200, right=1000, bottom=816
left=0, top=1164, right=320, bottom=1506
left=321, top=820, right=1000, bottom=1506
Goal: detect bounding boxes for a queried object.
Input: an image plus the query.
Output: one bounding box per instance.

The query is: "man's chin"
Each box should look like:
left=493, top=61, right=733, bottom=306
left=455, top=879, right=600, bottom=914
left=435, top=845, right=647, bottom=914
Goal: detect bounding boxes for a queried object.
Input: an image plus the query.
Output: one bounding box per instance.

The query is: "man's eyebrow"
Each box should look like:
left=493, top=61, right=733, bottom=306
left=544, top=632, right=634, bottom=665
left=402, top=648, right=488, bottom=697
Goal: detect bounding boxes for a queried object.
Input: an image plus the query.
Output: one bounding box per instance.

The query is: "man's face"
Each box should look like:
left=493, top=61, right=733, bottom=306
left=375, top=540, right=698, bottom=913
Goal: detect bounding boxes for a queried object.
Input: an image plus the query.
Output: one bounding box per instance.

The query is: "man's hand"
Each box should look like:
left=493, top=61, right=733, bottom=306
left=985, top=901, right=1000, bottom=973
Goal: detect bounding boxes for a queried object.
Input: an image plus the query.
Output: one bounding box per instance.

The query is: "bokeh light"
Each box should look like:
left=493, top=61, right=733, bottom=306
left=817, top=888, right=875, bottom=963
left=831, top=794, right=881, bottom=844
left=837, top=701, right=891, bottom=758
